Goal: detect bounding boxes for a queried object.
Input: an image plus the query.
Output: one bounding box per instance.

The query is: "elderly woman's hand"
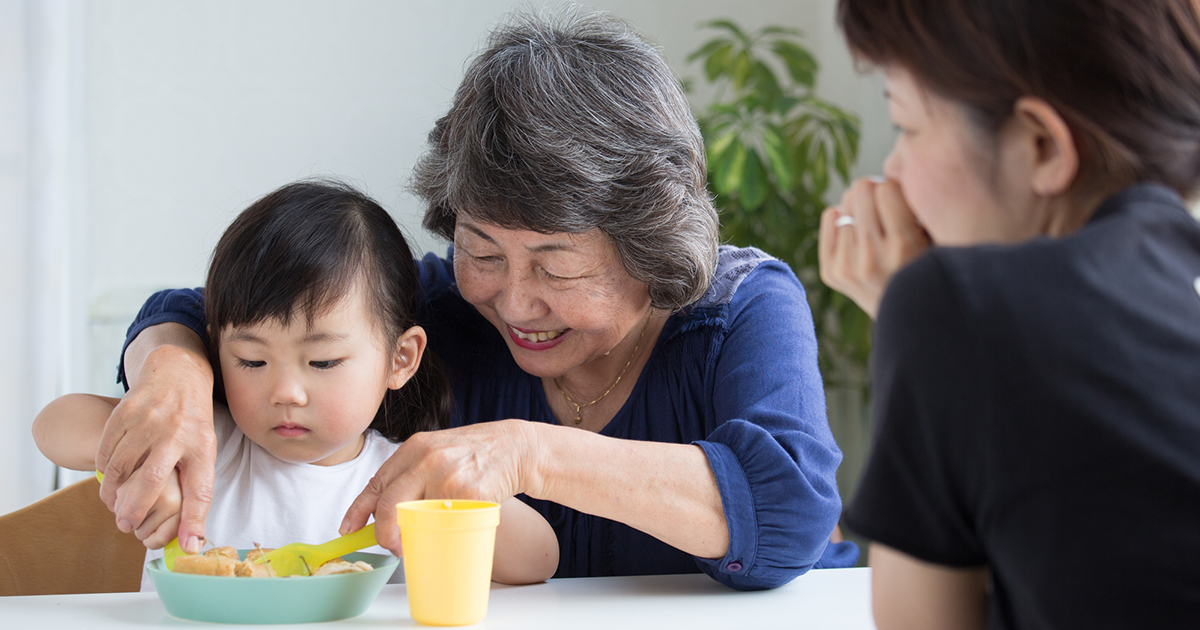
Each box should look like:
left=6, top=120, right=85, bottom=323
left=340, top=419, right=537, bottom=555
left=818, top=177, right=931, bottom=319
left=96, top=326, right=217, bottom=554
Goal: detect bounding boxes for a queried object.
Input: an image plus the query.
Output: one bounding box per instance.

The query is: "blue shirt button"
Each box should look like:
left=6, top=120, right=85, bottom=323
left=725, top=562, right=742, bottom=572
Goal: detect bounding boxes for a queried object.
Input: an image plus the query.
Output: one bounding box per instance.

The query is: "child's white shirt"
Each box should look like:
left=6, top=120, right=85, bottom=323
left=140, top=404, right=402, bottom=590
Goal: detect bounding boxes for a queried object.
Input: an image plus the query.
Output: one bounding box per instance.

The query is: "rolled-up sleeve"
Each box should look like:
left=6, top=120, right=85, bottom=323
left=117, top=288, right=209, bottom=391
left=691, top=260, right=854, bottom=590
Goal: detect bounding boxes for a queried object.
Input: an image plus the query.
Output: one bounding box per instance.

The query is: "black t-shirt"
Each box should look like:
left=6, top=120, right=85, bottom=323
left=844, top=183, right=1200, bottom=630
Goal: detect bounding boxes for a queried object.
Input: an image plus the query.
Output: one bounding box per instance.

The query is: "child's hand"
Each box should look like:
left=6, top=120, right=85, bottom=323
left=116, top=466, right=184, bottom=550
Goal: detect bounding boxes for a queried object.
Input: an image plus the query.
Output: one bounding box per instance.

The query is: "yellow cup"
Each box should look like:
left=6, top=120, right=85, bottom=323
left=397, top=499, right=501, bottom=626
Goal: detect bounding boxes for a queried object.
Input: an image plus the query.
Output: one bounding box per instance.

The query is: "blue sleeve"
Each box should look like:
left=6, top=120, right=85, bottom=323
left=117, top=288, right=209, bottom=391
left=691, top=260, right=856, bottom=590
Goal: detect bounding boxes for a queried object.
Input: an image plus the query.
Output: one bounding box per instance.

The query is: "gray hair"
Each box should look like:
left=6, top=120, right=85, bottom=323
left=412, top=8, right=719, bottom=311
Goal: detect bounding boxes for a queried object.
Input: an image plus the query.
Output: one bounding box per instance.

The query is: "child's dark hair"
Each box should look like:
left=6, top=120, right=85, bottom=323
left=205, top=180, right=452, bottom=440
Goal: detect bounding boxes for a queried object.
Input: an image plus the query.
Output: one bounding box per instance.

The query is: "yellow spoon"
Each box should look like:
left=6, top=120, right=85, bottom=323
left=95, top=471, right=185, bottom=570
left=254, top=523, right=378, bottom=577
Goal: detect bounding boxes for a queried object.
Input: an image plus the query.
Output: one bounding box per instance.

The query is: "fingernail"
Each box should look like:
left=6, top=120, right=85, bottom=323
left=117, top=519, right=132, bottom=533
left=183, top=536, right=201, bottom=554
left=869, top=175, right=887, bottom=184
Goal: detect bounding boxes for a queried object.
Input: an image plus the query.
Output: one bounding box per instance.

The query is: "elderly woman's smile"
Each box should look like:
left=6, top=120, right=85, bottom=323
left=509, top=325, right=565, bottom=345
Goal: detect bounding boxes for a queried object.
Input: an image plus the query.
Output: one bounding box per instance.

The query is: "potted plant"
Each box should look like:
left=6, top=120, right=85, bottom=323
left=687, top=19, right=870, bottom=391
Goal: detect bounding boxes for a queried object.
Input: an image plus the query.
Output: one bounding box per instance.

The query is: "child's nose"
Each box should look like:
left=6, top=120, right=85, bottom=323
left=269, top=374, right=308, bottom=406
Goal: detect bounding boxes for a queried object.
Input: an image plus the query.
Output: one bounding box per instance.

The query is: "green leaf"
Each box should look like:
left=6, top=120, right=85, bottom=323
left=704, top=42, right=736, bottom=82
left=687, top=37, right=734, bottom=63
left=716, top=139, right=747, bottom=194
left=834, top=138, right=851, bottom=184
left=840, top=117, right=861, bottom=161
left=793, top=134, right=813, bottom=185
left=811, top=144, right=829, bottom=196
left=706, top=130, right=738, bottom=165
left=761, top=125, right=794, bottom=190
left=730, top=50, right=752, bottom=91
left=771, top=41, right=818, bottom=87
left=740, top=149, right=769, bottom=211
left=750, top=62, right=782, bottom=108
left=759, top=25, right=803, bottom=37
left=700, top=19, right=750, bottom=43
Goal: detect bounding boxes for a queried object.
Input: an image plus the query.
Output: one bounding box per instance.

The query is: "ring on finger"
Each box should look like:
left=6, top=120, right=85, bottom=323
left=835, top=214, right=857, bottom=228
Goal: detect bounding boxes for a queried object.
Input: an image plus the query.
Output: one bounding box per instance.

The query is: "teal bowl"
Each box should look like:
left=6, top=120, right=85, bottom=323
left=147, top=550, right=399, bottom=624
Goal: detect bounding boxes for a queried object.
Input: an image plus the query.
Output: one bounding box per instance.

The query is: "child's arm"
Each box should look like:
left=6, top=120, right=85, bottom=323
left=32, top=393, right=184, bottom=549
left=491, top=497, right=559, bottom=584
left=32, top=393, right=121, bottom=471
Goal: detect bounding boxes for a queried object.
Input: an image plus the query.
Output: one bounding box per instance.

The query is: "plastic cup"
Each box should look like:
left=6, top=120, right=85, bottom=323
left=397, top=499, right=501, bottom=626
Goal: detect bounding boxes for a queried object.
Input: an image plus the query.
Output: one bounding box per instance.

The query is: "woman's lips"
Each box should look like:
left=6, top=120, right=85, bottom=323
left=508, top=325, right=569, bottom=350
left=273, top=425, right=310, bottom=438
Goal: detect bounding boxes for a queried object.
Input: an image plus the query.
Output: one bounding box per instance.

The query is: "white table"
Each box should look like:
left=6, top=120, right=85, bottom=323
left=0, top=568, right=875, bottom=628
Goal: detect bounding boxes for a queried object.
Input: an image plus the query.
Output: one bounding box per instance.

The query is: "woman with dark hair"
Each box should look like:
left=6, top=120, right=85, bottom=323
left=820, top=0, right=1200, bottom=627
left=91, top=10, right=858, bottom=591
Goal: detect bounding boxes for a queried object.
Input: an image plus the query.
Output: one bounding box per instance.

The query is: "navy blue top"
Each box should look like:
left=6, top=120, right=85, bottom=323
left=845, top=184, right=1200, bottom=627
left=121, top=245, right=858, bottom=590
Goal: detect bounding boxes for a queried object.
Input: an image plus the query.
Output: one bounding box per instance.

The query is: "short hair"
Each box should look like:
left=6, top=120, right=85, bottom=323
left=838, top=0, right=1200, bottom=198
left=205, top=180, right=452, bottom=440
left=412, top=9, right=719, bottom=311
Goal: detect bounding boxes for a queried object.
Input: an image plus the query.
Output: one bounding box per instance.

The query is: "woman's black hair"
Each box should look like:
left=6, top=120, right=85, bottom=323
left=205, top=180, right=452, bottom=441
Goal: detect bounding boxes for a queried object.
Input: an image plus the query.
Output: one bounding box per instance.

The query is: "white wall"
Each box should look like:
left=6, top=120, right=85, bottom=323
left=2, top=0, right=893, bottom=513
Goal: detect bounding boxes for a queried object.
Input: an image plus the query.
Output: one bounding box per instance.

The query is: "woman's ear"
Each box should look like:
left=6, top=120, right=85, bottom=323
left=387, top=325, right=427, bottom=390
left=1011, top=96, right=1079, bottom=197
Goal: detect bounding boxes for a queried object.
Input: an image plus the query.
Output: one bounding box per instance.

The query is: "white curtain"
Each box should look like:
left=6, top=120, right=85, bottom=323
left=0, top=0, right=89, bottom=516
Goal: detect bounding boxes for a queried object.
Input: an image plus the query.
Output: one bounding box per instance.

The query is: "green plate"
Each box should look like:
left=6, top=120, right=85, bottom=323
left=147, top=550, right=399, bottom=624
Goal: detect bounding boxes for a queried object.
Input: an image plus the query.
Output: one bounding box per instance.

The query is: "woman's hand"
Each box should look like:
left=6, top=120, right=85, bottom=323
left=96, top=324, right=216, bottom=554
left=819, top=177, right=931, bottom=319
left=340, top=419, right=536, bottom=555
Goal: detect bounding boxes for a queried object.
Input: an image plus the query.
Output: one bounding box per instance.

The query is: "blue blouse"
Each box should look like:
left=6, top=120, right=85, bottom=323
left=120, top=245, right=857, bottom=590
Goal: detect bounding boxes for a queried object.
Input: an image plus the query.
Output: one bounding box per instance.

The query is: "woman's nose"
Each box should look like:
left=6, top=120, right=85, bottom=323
left=269, top=371, right=307, bottom=407
left=499, top=268, right=549, bottom=323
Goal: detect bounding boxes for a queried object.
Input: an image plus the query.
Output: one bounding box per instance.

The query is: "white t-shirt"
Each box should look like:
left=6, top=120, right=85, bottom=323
left=141, top=404, right=401, bottom=590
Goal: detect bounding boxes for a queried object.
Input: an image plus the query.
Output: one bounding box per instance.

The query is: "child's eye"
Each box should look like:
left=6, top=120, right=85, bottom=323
left=237, top=359, right=265, bottom=369
left=310, top=359, right=344, bottom=370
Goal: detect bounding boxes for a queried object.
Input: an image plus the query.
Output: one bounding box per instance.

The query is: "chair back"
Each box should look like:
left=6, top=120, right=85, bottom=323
left=0, top=476, right=145, bottom=595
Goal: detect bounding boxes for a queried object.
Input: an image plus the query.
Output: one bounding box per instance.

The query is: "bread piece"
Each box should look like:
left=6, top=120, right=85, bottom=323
left=244, top=547, right=275, bottom=563
left=174, top=554, right=237, bottom=577
left=311, top=558, right=372, bottom=576
left=234, top=559, right=277, bottom=578
left=202, top=546, right=239, bottom=561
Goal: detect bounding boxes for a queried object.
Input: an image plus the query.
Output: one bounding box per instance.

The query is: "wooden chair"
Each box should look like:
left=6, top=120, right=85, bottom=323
left=0, top=476, right=145, bottom=595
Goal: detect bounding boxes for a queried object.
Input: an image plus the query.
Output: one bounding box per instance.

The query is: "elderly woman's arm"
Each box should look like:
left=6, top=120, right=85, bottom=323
left=99, top=289, right=216, bottom=554
left=344, top=255, right=846, bottom=590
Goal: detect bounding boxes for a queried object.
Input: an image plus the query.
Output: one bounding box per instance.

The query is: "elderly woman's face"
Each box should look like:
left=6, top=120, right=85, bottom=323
left=452, top=217, right=652, bottom=379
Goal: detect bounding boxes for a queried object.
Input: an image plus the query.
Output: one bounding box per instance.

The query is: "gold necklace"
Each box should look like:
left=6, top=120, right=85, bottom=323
left=554, top=313, right=653, bottom=426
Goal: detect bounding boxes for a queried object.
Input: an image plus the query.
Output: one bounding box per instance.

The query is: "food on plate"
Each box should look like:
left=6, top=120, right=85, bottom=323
left=169, top=545, right=373, bottom=577
left=311, top=558, right=374, bottom=576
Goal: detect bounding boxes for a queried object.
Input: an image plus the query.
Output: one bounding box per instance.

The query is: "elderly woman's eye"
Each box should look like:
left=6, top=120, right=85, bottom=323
left=539, top=267, right=574, bottom=282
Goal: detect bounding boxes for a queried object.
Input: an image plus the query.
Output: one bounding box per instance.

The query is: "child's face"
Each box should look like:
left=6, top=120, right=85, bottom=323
left=217, top=286, right=404, bottom=466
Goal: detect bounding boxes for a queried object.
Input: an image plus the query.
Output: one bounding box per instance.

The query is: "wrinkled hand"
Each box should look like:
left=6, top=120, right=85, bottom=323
left=96, top=344, right=216, bottom=554
left=819, top=177, right=931, bottom=319
left=341, top=420, right=537, bottom=555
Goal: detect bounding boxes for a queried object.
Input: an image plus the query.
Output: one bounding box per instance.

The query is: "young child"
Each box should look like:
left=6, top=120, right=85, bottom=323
left=33, top=180, right=559, bottom=589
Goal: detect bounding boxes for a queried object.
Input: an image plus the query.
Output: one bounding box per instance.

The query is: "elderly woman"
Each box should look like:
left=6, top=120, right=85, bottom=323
left=97, top=12, right=857, bottom=590
left=820, top=0, right=1200, bottom=627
